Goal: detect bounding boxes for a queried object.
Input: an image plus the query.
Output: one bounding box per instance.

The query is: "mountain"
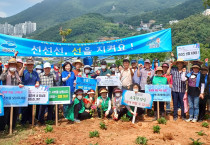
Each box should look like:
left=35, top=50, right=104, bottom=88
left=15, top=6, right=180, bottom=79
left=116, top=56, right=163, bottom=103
left=124, top=0, right=205, bottom=26
left=31, top=13, right=136, bottom=42
left=0, top=0, right=188, bottom=32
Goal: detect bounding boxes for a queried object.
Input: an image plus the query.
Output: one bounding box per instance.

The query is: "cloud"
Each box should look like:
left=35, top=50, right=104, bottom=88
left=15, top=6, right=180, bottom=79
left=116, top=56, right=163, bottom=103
left=0, top=11, right=7, bottom=18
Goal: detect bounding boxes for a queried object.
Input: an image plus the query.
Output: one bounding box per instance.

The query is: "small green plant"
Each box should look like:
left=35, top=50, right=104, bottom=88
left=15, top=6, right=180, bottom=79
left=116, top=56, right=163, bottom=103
left=100, top=122, right=107, bottom=130
left=45, top=120, right=55, bottom=125
left=203, top=114, right=210, bottom=120
left=135, top=136, right=148, bottom=145
left=89, top=143, right=98, bottom=145
left=153, top=125, right=161, bottom=134
left=201, top=122, right=209, bottom=128
left=44, top=125, right=53, bottom=133
left=89, top=130, right=99, bottom=138
left=157, top=117, right=167, bottom=125
left=121, top=114, right=130, bottom=122
left=190, top=138, right=204, bottom=145
left=196, top=131, right=207, bottom=136
left=147, top=110, right=154, bottom=117
left=45, top=138, right=55, bottom=144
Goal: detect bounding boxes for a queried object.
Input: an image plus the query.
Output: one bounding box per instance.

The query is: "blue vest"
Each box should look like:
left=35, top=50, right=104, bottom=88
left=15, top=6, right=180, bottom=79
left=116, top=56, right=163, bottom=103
left=186, top=72, right=200, bottom=87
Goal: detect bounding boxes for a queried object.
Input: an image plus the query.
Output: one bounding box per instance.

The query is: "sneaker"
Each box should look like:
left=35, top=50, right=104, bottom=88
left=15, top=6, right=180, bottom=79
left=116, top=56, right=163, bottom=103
left=74, top=119, right=80, bottom=123
left=186, top=118, right=193, bottom=122
left=192, top=119, right=197, bottom=123
left=181, top=117, right=186, bottom=121
left=173, top=117, right=178, bottom=121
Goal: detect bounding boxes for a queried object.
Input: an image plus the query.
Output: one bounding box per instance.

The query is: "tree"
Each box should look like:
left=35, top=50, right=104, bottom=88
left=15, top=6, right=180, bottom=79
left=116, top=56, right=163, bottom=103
left=203, top=0, right=210, bottom=8
left=59, top=27, right=72, bottom=43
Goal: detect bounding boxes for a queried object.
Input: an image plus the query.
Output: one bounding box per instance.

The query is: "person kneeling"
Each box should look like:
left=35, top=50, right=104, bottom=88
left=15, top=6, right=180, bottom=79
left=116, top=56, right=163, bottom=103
left=73, top=89, right=91, bottom=123
left=97, top=88, right=113, bottom=118
left=112, top=87, right=127, bottom=120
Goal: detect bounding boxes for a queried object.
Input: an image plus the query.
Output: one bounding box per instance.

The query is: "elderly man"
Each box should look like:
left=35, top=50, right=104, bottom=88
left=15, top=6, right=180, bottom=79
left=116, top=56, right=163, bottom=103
left=19, top=58, right=40, bottom=125
left=38, top=62, right=58, bottom=125
left=120, top=59, right=133, bottom=90
left=137, top=59, right=155, bottom=92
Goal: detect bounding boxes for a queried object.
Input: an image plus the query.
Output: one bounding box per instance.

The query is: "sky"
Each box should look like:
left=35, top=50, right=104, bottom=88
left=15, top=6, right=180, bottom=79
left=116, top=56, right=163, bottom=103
left=0, top=0, right=43, bottom=18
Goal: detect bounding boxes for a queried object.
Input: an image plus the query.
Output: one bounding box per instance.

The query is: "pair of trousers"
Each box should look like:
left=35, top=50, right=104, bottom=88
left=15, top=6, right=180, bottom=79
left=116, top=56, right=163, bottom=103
left=188, top=95, right=199, bottom=119
left=21, top=106, right=32, bottom=124
left=172, top=92, right=185, bottom=118
left=198, top=96, right=208, bottom=120
left=74, top=104, right=91, bottom=120
left=38, top=105, right=54, bottom=124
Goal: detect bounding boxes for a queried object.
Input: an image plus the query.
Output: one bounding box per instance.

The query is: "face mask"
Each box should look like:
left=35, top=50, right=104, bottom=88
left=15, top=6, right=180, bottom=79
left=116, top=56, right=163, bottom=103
left=115, top=93, right=121, bottom=97
left=36, top=70, right=42, bottom=74
left=133, top=89, right=138, bottom=92
left=111, top=68, right=115, bottom=72
left=101, top=65, right=106, bottom=69
left=85, top=69, right=90, bottom=74
left=77, top=95, right=83, bottom=100
left=9, top=67, right=16, bottom=72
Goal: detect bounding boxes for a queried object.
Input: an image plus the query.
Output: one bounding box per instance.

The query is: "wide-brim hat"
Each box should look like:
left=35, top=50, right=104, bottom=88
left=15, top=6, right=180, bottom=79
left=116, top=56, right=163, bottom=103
left=99, top=88, right=108, bottom=94
left=191, top=64, right=201, bottom=69
left=172, top=58, right=188, bottom=66
left=26, top=58, right=34, bottom=65
left=72, top=60, right=84, bottom=67
left=8, top=58, right=17, bottom=64
left=201, top=66, right=208, bottom=71
left=75, top=89, right=84, bottom=94
left=113, top=88, right=122, bottom=93
left=87, top=89, right=95, bottom=94
left=190, top=60, right=203, bottom=65
left=162, top=62, right=169, bottom=68
left=155, top=66, right=163, bottom=74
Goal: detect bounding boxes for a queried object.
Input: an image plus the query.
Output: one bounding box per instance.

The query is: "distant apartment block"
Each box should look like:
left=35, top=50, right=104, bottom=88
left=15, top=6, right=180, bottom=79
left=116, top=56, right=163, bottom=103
left=0, top=21, right=36, bottom=37
left=169, top=20, right=179, bottom=25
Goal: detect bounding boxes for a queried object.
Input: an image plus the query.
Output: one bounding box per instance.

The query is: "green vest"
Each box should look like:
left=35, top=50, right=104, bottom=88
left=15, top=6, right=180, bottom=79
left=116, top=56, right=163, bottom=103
left=152, top=76, right=167, bottom=85
left=74, top=98, right=85, bottom=114
left=98, top=96, right=110, bottom=111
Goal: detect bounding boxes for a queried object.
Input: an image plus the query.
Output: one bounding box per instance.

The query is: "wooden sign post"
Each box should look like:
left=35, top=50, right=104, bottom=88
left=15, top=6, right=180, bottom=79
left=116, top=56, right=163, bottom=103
left=9, top=107, right=13, bottom=135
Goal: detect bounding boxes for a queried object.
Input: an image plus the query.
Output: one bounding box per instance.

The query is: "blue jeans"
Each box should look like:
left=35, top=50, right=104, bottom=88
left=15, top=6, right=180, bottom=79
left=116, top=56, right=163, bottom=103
left=172, top=92, right=185, bottom=118
left=188, top=95, right=199, bottom=119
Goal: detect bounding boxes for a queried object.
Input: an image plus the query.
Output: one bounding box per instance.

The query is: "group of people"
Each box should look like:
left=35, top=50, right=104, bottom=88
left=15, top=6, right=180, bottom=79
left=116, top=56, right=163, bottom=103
left=0, top=54, right=210, bottom=131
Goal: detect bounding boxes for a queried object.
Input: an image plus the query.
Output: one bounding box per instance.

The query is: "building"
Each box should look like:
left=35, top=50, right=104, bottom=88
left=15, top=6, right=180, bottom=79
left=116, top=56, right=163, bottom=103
left=169, top=20, right=179, bottom=25
left=202, top=9, right=210, bottom=16
left=0, top=21, right=36, bottom=37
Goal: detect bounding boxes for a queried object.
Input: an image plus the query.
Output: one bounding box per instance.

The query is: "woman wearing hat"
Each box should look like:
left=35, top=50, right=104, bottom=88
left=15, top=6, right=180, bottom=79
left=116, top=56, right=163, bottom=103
left=167, top=58, right=187, bottom=121
left=0, top=58, right=24, bottom=131
left=182, top=64, right=205, bottom=122
left=152, top=67, right=168, bottom=120
left=112, top=87, right=126, bottom=120
left=82, top=65, right=93, bottom=78
left=72, top=60, right=83, bottom=77
left=83, top=89, right=96, bottom=110
left=97, top=88, right=112, bottom=118
left=198, top=66, right=209, bottom=121
left=72, top=89, right=92, bottom=123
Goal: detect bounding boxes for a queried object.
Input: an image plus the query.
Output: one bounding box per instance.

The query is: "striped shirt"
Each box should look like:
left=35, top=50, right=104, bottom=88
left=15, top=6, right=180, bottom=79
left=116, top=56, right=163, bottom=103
left=171, top=67, right=186, bottom=93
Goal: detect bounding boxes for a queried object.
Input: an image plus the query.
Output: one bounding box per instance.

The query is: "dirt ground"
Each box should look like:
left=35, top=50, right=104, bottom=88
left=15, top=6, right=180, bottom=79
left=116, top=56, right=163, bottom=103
left=12, top=114, right=209, bottom=145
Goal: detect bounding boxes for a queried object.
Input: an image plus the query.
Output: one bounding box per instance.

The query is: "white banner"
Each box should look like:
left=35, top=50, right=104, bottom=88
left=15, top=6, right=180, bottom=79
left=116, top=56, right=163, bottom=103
left=96, top=76, right=122, bottom=86
left=177, top=43, right=200, bottom=61
left=27, top=86, right=49, bottom=105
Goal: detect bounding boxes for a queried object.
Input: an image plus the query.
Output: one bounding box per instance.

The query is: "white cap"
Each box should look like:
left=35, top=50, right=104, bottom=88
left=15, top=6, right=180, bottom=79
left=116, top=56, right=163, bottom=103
left=44, top=62, right=51, bottom=68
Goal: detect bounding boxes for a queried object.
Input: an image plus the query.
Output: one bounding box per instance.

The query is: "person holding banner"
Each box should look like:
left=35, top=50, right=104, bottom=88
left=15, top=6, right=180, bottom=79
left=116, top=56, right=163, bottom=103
left=120, top=59, right=133, bottom=90
left=72, top=89, right=91, bottom=123
left=152, top=67, right=168, bottom=120
left=19, top=58, right=40, bottom=125
left=137, top=59, right=154, bottom=93
left=97, top=88, right=112, bottom=118
left=0, top=58, right=24, bottom=130
left=72, top=60, right=83, bottom=77
left=83, top=89, right=96, bottom=111
left=38, top=62, right=58, bottom=125
left=112, top=87, right=127, bottom=120
left=61, top=61, right=76, bottom=119
left=167, top=59, right=187, bottom=121
left=182, top=64, right=205, bottom=122
left=126, top=83, right=142, bottom=119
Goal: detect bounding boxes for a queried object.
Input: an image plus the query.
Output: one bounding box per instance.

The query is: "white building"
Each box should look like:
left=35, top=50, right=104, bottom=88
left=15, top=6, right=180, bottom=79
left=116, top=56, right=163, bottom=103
left=169, top=20, right=179, bottom=25
left=202, top=9, right=210, bottom=16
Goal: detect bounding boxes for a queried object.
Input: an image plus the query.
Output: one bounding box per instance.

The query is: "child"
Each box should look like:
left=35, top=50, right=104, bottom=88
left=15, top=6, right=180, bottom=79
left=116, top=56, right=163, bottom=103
left=73, top=89, right=91, bottom=123
left=97, top=88, right=112, bottom=118
left=126, top=83, right=144, bottom=119
left=112, top=87, right=127, bottom=120
left=83, top=89, right=96, bottom=111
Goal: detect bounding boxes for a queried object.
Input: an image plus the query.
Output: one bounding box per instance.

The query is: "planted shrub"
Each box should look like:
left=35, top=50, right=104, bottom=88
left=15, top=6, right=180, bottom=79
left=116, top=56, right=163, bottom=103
left=135, top=136, right=148, bottom=145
